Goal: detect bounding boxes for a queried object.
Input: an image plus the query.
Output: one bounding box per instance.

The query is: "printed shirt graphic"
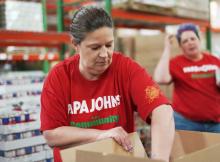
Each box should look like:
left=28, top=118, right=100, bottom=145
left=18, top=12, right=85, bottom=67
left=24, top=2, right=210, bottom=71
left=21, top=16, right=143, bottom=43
left=40, top=52, right=169, bottom=162
left=170, top=53, right=220, bottom=122
left=145, top=86, right=160, bottom=103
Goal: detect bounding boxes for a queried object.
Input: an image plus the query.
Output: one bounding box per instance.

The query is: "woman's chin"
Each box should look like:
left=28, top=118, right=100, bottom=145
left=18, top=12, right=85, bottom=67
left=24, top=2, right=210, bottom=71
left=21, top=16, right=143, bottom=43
left=94, top=66, right=109, bottom=74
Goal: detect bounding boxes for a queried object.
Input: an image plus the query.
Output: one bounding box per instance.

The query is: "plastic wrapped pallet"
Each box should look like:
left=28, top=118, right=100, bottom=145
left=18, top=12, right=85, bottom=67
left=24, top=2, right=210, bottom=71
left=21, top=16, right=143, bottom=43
left=112, top=0, right=209, bottom=20
left=112, top=0, right=175, bottom=16
left=172, top=0, right=209, bottom=20
left=0, top=1, right=43, bottom=31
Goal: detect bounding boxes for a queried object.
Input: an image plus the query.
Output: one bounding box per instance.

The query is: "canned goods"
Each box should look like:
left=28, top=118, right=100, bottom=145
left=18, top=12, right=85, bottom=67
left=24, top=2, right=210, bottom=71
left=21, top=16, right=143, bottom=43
left=4, top=150, right=16, bottom=158
left=6, top=134, right=13, bottom=141
left=34, top=129, right=41, bottom=136
left=46, top=158, right=53, bottom=162
left=33, top=130, right=41, bottom=136
left=2, top=117, right=10, bottom=125
left=20, top=112, right=25, bottom=121
left=22, top=131, right=32, bottom=138
left=14, top=115, right=21, bottom=123
left=13, top=133, right=21, bottom=140
left=16, top=148, right=25, bottom=156
left=12, top=93, right=17, bottom=98
left=6, top=80, right=12, bottom=85
left=25, top=146, right=33, bottom=154
left=25, top=113, right=30, bottom=121
left=43, top=144, right=50, bottom=150
left=35, top=145, right=43, bottom=152
left=0, top=150, right=4, bottom=157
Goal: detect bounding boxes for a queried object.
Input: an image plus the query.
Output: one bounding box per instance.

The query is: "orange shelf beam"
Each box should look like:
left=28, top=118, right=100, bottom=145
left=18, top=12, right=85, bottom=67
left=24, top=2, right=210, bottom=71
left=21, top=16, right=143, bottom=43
left=0, top=42, right=62, bottom=48
left=0, top=53, right=60, bottom=61
left=0, top=30, right=71, bottom=47
left=112, top=9, right=210, bottom=28
left=211, top=28, right=220, bottom=33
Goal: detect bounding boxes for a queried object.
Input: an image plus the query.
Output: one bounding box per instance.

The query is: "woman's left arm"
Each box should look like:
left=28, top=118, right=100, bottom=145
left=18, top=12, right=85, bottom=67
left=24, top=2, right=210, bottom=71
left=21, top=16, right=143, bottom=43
left=150, top=104, right=175, bottom=162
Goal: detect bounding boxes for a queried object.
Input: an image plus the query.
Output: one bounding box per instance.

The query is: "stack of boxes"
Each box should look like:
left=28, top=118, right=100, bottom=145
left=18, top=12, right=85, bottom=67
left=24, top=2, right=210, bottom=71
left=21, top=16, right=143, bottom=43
left=173, top=0, right=209, bottom=20
left=0, top=1, right=43, bottom=31
left=0, top=0, right=46, bottom=56
left=112, top=0, right=209, bottom=20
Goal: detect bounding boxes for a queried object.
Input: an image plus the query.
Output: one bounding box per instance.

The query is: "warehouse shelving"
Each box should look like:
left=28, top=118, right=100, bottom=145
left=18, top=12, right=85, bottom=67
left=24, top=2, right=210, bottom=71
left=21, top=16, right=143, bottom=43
left=0, top=71, right=53, bottom=162
left=0, top=136, right=46, bottom=151
left=46, top=1, right=210, bottom=27
left=0, top=53, right=60, bottom=61
left=0, top=120, right=40, bottom=134
left=0, top=0, right=211, bottom=63
left=0, top=150, right=53, bottom=162
left=212, top=28, right=220, bottom=33
left=0, top=30, right=71, bottom=61
left=46, top=0, right=212, bottom=50
left=0, top=0, right=214, bottom=63
left=0, top=1, right=217, bottom=161
left=0, top=30, right=70, bottom=47
left=111, top=8, right=210, bottom=28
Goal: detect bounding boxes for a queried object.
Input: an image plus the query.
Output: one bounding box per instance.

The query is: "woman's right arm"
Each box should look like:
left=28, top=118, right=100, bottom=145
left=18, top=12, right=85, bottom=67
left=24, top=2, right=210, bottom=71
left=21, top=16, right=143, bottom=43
left=43, top=126, right=133, bottom=151
left=153, top=35, right=173, bottom=84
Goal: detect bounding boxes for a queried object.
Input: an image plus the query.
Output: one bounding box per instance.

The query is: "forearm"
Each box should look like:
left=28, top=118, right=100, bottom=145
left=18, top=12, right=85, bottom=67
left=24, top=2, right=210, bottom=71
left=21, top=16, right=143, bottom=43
left=43, top=126, right=103, bottom=147
left=151, top=105, right=175, bottom=162
left=43, top=126, right=133, bottom=152
left=153, top=45, right=172, bottom=84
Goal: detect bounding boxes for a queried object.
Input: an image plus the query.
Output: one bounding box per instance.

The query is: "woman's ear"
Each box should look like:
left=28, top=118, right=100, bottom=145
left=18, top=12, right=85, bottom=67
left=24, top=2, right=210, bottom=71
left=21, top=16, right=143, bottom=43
left=71, top=36, right=79, bottom=52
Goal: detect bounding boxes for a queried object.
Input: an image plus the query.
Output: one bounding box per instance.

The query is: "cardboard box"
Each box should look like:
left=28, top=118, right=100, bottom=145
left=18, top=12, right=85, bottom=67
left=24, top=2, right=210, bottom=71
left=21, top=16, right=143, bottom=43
left=112, top=0, right=209, bottom=20
left=61, top=132, right=150, bottom=162
left=74, top=150, right=163, bottom=162
left=171, top=130, right=220, bottom=162
left=61, top=131, right=220, bottom=162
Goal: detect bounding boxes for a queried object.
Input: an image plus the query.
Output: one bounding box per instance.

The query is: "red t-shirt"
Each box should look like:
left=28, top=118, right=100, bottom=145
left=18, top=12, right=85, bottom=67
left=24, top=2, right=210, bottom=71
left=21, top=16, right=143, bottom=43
left=170, top=53, right=220, bottom=122
left=41, top=52, right=169, bottom=162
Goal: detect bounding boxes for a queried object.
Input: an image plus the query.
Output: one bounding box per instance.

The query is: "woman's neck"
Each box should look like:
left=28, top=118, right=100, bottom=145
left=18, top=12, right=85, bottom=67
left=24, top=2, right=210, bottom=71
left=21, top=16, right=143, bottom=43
left=79, top=64, right=100, bottom=81
left=184, top=52, right=203, bottom=62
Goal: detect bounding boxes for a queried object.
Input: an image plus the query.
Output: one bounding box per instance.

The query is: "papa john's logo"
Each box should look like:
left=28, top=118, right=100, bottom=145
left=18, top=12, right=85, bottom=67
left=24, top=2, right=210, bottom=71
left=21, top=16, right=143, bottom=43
left=145, top=86, right=160, bottom=103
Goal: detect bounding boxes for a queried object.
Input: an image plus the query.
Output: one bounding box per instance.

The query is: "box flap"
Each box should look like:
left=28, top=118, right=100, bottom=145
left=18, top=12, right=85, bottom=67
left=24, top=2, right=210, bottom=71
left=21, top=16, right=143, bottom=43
left=174, top=143, right=220, bottom=162
left=61, top=132, right=147, bottom=162
left=75, top=150, right=164, bottom=162
left=171, top=130, right=220, bottom=160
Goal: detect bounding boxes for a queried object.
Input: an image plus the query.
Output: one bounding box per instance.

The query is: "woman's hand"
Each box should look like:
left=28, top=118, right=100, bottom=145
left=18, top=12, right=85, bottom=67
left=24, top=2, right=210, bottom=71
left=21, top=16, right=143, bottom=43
left=164, top=34, right=174, bottom=50
left=97, top=126, right=133, bottom=152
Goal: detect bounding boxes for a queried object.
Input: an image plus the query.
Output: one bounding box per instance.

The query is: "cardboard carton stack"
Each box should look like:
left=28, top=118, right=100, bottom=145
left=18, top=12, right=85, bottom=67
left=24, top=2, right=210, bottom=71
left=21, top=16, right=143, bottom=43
left=0, top=1, right=43, bottom=31
left=112, top=0, right=209, bottom=20
left=173, top=0, right=209, bottom=20
left=0, top=0, right=46, bottom=57
left=113, top=0, right=174, bottom=16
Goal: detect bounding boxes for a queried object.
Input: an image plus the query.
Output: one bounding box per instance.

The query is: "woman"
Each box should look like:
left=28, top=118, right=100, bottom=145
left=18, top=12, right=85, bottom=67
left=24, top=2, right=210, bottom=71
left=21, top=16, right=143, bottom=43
left=40, top=6, right=174, bottom=162
left=154, top=23, right=220, bottom=132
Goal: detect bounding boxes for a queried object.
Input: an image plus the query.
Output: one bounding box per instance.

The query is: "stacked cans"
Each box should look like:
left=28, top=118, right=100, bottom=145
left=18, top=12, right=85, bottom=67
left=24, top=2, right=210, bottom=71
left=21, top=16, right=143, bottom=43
left=0, top=144, right=50, bottom=158
left=1, top=129, right=41, bottom=142
left=0, top=110, right=35, bottom=125
left=0, top=71, right=53, bottom=162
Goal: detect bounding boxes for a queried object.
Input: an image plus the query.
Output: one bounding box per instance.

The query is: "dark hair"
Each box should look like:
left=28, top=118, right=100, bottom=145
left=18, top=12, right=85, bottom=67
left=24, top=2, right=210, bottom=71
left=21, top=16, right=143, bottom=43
left=70, top=6, right=113, bottom=45
left=176, top=23, right=200, bottom=44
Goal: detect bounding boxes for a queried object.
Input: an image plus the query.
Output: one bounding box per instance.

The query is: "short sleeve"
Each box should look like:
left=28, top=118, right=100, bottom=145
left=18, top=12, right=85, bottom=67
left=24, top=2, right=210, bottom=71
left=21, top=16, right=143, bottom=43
left=40, top=67, right=69, bottom=131
left=129, top=61, right=170, bottom=122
